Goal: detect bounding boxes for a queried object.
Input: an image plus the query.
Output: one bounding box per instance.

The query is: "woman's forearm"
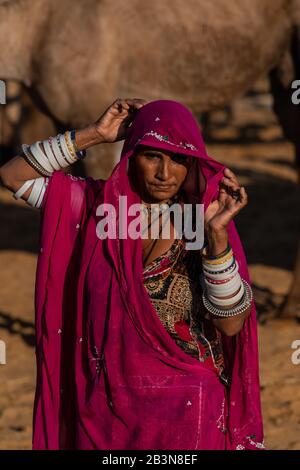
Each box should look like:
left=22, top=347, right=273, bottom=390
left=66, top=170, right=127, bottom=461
left=205, top=226, right=228, bottom=257
left=74, top=124, right=104, bottom=150
left=0, top=155, right=41, bottom=190
left=204, top=226, right=250, bottom=336
left=0, top=125, right=103, bottom=192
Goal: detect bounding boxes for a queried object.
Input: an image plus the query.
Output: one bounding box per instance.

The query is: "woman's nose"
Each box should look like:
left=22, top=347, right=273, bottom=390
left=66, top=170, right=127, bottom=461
left=156, top=160, right=170, bottom=180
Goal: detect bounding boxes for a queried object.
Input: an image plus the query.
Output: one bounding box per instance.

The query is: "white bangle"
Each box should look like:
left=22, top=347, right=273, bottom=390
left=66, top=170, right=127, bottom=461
left=13, top=179, right=35, bottom=199
left=30, top=142, right=55, bottom=173
left=208, top=282, right=245, bottom=306
left=205, top=272, right=242, bottom=296
left=27, top=177, right=45, bottom=207
left=43, top=139, right=61, bottom=170
left=203, top=260, right=239, bottom=280
left=206, top=279, right=242, bottom=298
left=202, top=255, right=235, bottom=273
left=49, top=136, right=70, bottom=167
left=35, top=178, right=48, bottom=208
left=56, top=134, right=74, bottom=164
left=22, top=144, right=51, bottom=177
left=202, top=279, right=253, bottom=317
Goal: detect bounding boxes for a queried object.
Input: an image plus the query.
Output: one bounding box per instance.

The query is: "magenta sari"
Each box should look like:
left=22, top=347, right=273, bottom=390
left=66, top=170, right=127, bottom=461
left=33, top=100, right=264, bottom=450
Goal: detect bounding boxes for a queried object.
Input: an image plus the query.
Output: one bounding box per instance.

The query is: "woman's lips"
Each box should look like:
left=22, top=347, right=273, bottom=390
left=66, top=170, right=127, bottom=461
left=151, top=184, right=174, bottom=190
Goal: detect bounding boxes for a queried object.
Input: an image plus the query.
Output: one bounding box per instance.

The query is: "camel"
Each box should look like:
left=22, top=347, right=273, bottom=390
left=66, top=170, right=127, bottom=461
left=0, top=0, right=300, bottom=317
left=0, top=0, right=298, bottom=173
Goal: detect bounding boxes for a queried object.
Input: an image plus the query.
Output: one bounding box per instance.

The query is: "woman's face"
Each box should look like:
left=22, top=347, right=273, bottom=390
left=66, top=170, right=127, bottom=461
left=130, top=145, right=192, bottom=203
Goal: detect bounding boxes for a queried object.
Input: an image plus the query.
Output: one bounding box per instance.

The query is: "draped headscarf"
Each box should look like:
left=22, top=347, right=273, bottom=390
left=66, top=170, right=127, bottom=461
left=33, top=100, right=264, bottom=450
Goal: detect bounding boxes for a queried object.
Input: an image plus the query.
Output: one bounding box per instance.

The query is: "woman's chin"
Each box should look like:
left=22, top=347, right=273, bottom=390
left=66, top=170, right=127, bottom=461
left=147, top=187, right=178, bottom=200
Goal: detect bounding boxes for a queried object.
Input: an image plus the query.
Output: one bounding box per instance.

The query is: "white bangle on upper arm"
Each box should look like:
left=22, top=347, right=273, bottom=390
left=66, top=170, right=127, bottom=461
left=13, top=179, right=35, bottom=199
left=27, top=177, right=45, bottom=207
left=12, top=176, right=49, bottom=209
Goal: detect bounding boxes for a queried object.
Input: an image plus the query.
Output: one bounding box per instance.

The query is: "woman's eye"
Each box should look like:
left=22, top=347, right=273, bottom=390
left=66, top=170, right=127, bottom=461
left=145, top=153, right=159, bottom=159
left=172, top=155, right=187, bottom=164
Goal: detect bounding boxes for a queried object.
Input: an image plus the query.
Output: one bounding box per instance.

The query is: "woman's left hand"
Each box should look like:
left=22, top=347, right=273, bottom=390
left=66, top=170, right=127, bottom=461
left=204, top=168, right=248, bottom=233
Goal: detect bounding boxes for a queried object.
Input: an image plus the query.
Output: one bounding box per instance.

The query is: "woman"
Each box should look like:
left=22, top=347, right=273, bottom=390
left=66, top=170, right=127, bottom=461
left=0, top=98, right=264, bottom=450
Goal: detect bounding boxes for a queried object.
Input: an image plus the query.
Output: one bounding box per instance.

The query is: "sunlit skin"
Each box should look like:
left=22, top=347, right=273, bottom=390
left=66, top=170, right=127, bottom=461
left=129, top=146, right=193, bottom=204
left=127, top=146, right=193, bottom=269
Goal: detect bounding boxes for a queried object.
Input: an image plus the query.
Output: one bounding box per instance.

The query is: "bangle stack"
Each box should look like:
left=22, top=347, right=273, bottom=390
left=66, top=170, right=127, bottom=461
left=201, top=243, right=253, bottom=317
left=13, top=130, right=86, bottom=209
left=13, top=176, right=49, bottom=209
left=21, top=130, right=86, bottom=177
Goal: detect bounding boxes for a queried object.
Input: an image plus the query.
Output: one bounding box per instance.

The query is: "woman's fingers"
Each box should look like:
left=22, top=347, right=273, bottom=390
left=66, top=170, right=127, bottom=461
left=223, top=167, right=239, bottom=186
left=126, top=98, right=148, bottom=109
left=220, top=177, right=240, bottom=192
left=237, top=186, right=248, bottom=205
left=230, top=186, right=248, bottom=207
left=114, top=98, right=147, bottom=113
left=220, top=178, right=248, bottom=206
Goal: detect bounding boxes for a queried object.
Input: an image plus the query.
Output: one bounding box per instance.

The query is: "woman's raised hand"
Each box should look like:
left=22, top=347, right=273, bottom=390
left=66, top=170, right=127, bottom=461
left=94, top=98, right=148, bottom=143
left=204, top=167, right=248, bottom=233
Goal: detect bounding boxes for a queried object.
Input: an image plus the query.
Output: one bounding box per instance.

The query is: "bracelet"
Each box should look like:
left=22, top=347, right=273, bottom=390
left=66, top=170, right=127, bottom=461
left=58, top=134, right=76, bottom=164
left=22, top=130, right=87, bottom=178
left=202, top=258, right=237, bottom=277
left=203, top=260, right=239, bottom=282
left=64, top=131, right=77, bottom=160
left=202, top=248, right=233, bottom=265
left=205, top=270, right=238, bottom=285
left=12, top=176, right=49, bottom=209
left=70, top=129, right=87, bottom=159
left=55, top=134, right=72, bottom=164
left=204, top=278, right=240, bottom=293
left=202, top=254, right=235, bottom=273
left=35, top=177, right=49, bottom=209
left=207, top=276, right=244, bottom=302
left=202, top=279, right=253, bottom=317
left=13, top=179, right=35, bottom=199
left=70, top=129, right=79, bottom=151
left=50, top=135, right=71, bottom=167
left=22, top=144, right=52, bottom=177
left=202, top=242, right=231, bottom=260
left=30, top=142, right=54, bottom=173
left=43, top=139, right=61, bottom=170
left=27, top=177, right=45, bottom=207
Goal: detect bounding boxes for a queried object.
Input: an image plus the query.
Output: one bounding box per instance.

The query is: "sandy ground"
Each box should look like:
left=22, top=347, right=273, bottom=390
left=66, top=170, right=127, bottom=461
left=1, top=84, right=300, bottom=450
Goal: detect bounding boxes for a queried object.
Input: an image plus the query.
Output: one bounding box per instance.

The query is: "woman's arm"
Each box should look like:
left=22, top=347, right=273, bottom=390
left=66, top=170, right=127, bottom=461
left=0, top=124, right=103, bottom=200
left=204, top=226, right=251, bottom=337
left=0, top=98, right=147, bottom=204
left=202, top=168, right=252, bottom=337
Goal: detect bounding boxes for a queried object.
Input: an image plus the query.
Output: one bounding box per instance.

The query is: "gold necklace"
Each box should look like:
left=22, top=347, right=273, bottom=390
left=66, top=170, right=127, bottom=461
left=141, top=195, right=179, bottom=264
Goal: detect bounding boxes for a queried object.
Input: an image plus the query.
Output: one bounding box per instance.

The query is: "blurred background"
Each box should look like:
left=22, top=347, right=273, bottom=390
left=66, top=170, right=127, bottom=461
left=1, top=0, right=300, bottom=450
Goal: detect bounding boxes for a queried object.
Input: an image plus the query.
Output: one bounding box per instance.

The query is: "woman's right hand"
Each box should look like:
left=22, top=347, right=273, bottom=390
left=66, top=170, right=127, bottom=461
left=94, top=98, right=147, bottom=143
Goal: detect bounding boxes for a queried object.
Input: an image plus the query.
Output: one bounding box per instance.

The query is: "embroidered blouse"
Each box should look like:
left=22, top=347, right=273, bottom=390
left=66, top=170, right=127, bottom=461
left=142, top=237, right=229, bottom=386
